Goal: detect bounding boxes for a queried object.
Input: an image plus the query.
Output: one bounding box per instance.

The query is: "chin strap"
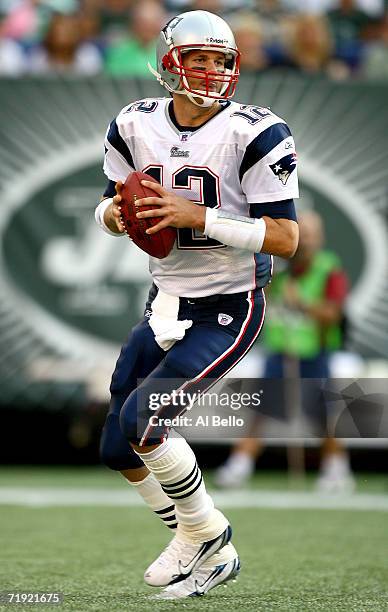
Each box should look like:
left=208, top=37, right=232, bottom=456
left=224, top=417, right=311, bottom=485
left=177, top=89, right=217, bottom=108
left=147, top=61, right=165, bottom=84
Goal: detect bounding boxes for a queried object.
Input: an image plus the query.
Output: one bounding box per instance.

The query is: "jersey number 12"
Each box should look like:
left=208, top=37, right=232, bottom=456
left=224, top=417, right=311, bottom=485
left=143, top=165, right=225, bottom=250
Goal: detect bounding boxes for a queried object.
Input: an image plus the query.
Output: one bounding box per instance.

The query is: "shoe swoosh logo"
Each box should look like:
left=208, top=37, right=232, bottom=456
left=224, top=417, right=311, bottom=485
left=178, top=544, right=206, bottom=576
left=193, top=566, right=224, bottom=595
left=194, top=579, right=211, bottom=595
left=194, top=583, right=206, bottom=595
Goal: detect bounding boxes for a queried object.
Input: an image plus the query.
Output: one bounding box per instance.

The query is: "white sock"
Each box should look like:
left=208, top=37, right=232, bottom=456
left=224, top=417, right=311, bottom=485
left=130, top=472, right=177, bottom=530
left=135, top=438, right=214, bottom=528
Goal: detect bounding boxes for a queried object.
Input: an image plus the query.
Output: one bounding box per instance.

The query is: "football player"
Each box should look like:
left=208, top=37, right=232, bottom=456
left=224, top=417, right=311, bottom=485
left=96, top=10, right=299, bottom=600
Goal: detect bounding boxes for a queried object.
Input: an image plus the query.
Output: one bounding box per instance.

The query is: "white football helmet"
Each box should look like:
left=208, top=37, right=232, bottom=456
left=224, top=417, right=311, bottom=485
left=148, top=10, right=240, bottom=108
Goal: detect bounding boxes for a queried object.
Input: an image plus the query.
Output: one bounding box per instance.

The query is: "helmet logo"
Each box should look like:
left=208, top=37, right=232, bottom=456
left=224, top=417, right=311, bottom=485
left=168, top=16, right=183, bottom=31
left=162, top=16, right=184, bottom=44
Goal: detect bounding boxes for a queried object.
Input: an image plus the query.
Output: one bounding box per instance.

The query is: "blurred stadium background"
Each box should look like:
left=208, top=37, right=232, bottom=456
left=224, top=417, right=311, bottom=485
left=1, top=0, right=388, bottom=609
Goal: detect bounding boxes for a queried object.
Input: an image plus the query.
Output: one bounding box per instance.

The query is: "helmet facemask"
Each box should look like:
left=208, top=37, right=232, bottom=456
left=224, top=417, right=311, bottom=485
left=160, top=44, right=240, bottom=107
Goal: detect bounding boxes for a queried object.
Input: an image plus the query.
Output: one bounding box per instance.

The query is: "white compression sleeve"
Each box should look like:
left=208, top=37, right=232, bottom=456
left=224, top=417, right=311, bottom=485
left=205, top=208, right=266, bottom=252
left=95, top=197, right=124, bottom=237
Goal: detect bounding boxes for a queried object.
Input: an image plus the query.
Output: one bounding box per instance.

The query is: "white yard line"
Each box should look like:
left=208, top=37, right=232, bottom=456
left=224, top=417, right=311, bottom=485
left=0, top=487, right=387, bottom=511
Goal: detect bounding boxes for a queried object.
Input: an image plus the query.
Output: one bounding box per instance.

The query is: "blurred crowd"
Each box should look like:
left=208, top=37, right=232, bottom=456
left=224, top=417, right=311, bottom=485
left=1, top=0, right=388, bottom=79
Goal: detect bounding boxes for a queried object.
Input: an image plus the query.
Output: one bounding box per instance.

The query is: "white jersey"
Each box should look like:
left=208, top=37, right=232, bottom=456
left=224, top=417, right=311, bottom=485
left=103, top=97, right=298, bottom=297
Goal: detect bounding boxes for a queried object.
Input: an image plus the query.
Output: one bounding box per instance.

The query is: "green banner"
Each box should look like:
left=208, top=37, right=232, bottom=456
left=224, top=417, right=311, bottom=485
left=1, top=75, right=388, bottom=401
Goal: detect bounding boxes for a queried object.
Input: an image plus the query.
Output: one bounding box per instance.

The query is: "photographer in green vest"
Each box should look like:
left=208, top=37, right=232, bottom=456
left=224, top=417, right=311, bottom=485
left=264, top=210, right=345, bottom=368
left=216, top=210, right=355, bottom=493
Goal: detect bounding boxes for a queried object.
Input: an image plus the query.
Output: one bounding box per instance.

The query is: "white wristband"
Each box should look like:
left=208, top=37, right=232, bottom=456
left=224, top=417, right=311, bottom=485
left=95, top=198, right=125, bottom=237
left=205, top=208, right=266, bottom=252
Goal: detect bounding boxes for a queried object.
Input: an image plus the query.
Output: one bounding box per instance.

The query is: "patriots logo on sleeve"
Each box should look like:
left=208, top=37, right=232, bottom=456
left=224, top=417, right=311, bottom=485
left=269, top=152, right=297, bottom=185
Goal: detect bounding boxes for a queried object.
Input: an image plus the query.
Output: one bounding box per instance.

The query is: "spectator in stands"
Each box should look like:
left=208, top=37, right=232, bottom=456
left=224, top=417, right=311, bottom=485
left=190, top=0, right=224, bottom=14
left=230, top=13, right=270, bottom=72
left=327, top=0, right=372, bottom=71
left=255, top=0, right=293, bottom=44
left=162, top=0, right=194, bottom=17
left=282, top=0, right=383, bottom=17
left=28, top=12, right=103, bottom=75
left=252, top=1, right=298, bottom=69
left=362, top=10, right=388, bottom=79
left=215, top=210, right=356, bottom=494
left=77, top=8, right=104, bottom=54
left=104, top=0, right=166, bottom=77
left=180, top=0, right=255, bottom=16
left=356, top=0, right=385, bottom=18
left=0, top=35, right=26, bottom=74
left=0, top=0, right=42, bottom=44
left=99, top=0, right=133, bottom=43
left=283, top=13, right=334, bottom=74
left=0, top=1, right=384, bottom=79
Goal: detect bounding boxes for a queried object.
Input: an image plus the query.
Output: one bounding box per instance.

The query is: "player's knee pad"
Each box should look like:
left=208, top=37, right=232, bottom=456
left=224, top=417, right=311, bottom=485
left=100, top=413, right=144, bottom=471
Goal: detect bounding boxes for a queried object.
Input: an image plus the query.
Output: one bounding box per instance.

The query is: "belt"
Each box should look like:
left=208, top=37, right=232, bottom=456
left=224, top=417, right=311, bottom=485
left=148, top=283, right=251, bottom=307
left=181, top=290, right=250, bottom=305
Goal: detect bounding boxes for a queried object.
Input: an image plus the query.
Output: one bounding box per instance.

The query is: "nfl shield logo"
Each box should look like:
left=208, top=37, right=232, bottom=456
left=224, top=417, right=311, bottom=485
left=218, top=313, right=233, bottom=326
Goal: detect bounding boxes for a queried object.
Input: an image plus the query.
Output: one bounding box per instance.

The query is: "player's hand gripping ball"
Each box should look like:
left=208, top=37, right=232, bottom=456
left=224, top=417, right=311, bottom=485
left=120, top=171, right=176, bottom=259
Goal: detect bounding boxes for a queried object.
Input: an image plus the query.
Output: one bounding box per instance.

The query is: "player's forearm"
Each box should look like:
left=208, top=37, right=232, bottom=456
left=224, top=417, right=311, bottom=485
left=192, top=205, right=206, bottom=232
left=204, top=208, right=266, bottom=252
left=204, top=209, right=298, bottom=257
left=261, top=217, right=298, bottom=258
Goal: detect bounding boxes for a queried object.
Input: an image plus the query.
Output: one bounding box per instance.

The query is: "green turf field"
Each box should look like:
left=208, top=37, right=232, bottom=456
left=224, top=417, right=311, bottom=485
left=0, top=468, right=387, bottom=612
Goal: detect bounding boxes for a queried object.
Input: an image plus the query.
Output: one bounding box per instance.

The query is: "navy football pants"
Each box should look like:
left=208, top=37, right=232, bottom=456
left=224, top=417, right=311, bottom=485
left=100, top=288, right=266, bottom=470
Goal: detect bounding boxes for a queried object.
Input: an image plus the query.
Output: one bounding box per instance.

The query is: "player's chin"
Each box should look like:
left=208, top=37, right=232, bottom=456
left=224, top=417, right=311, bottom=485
left=190, top=82, right=221, bottom=96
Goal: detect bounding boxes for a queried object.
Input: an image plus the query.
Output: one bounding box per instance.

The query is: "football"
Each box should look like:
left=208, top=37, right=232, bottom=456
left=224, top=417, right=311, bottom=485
left=120, top=171, right=176, bottom=259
